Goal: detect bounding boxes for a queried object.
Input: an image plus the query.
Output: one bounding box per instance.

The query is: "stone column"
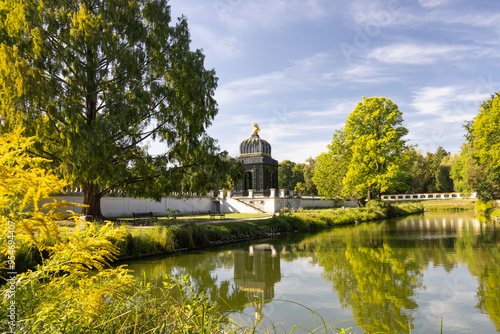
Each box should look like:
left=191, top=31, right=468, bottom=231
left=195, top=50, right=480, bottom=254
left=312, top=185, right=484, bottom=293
left=279, top=189, right=286, bottom=198
left=226, top=190, right=232, bottom=198
left=270, top=188, right=276, bottom=197
left=219, top=190, right=225, bottom=199
left=296, top=190, right=302, bottom=198
left=248, top=189, right=254, bottom=198
left=288, top=189, right=294, bottom=198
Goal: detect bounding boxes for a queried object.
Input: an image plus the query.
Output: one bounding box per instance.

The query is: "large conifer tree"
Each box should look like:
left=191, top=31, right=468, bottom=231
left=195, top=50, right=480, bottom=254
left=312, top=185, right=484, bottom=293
left=0, top=0, right=233, bottom=217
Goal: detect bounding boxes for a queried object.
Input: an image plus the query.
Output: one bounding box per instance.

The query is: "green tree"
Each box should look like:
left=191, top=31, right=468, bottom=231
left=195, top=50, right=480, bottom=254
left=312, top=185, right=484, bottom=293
left=278, top=160, right=295, bottom=190
left=469, top=93, right=500, bottom=200
left=430, top=146, right=450, bottom=192
left=278, top=160, right=308, bottom=194
left=415, top=152, right=436, bottom=193
left=472, top=94, right=500, bottom=170
left=313, top=129, right=357, bottom=200
left=405, top=150, right=427, bottom=193
left=435, top=154, right=456, bottom=192
left=316, top=97, right=409, bottom=201
left=451, top=143, right=485, bottom=197
left=399, top=147, right=454, bottom=194
left=292, top=163, right=305, bottom=192
left=452, top=93, right=500, bottom=200
left=0, top=0, right=232, bottom=218
left=303, top=157, right=318, bottom=196
left=292, top=163, right=305, bottom=184
left=344, top=97, right=409, bottom=200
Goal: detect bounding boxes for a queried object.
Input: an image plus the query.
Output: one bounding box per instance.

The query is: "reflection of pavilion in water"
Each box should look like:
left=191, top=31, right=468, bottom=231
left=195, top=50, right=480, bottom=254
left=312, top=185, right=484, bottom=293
left=233, top=244, right=282, bottom=321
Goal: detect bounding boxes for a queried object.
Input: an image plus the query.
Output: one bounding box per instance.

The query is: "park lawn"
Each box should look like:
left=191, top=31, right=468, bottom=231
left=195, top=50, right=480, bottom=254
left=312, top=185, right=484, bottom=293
left=174, top=212, right=271, bottom=222
left=55, top=212, right=272, bottom=228
left=420, top=198, right=476, bottom=211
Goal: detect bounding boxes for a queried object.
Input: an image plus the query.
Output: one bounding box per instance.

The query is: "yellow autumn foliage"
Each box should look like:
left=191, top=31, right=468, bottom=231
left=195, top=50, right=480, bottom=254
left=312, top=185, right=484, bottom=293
left=0, top=129, right=135, bottom=332
left=0, top=129, right=236, bottom=333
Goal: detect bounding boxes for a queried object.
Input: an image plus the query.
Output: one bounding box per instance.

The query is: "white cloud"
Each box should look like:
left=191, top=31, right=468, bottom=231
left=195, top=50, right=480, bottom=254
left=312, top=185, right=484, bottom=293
left=368, top=43, right=474, bottom=65
left=418, top=0, right=452, bottom=8
left=190, top=25, right=241, bottom=59
left=411, top=86, right=458, bottom=116
left=348, top=0, right=419, bottom=28
left=410, top=86, right=488, bottom=119
left=348, top=0, right=500, bottom=33
left=295, top=101, right=356, bottom=118
left=341, top=62, right=402, bottom=83
left=216, top=53, right=335, bottom=106
left=214, top=0, right=334, bottom=31
left=215, top=72, right=282, bottom=106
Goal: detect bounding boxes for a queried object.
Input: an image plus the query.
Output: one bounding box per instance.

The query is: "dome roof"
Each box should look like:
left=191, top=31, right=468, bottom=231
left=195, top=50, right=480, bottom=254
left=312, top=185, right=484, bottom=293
left=240, top=133, right=272, bottom=157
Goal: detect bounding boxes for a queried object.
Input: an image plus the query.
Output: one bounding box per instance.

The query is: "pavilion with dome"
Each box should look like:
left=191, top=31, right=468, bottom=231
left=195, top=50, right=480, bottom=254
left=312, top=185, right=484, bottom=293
left=233, top=123, right=279, bottom=197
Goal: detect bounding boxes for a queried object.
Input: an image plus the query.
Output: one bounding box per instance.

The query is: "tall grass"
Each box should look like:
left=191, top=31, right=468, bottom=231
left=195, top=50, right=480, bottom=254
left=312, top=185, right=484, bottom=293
left=115, top=226, right=176, bottom=258
left=84, top=275, right=236, bottom=334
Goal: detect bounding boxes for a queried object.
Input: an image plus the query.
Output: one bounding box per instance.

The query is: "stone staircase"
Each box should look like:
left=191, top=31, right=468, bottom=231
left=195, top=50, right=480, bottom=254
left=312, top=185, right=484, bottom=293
left=223, top=197, right=268, bottom=214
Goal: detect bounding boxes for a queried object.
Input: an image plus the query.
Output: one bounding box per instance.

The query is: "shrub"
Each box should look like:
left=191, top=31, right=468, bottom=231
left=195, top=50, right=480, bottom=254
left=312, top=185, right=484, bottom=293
left=476, top=200, right=495, bottom=215
left=173, top=222, right=211, bottom=249
left=366, top=200, right=390, bottom=216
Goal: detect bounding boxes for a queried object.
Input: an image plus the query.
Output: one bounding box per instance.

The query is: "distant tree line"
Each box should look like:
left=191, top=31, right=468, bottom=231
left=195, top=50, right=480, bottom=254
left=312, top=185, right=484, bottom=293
left=278, top=158, right=317, bottom=196
left=279, top=94, right=500, bottom=204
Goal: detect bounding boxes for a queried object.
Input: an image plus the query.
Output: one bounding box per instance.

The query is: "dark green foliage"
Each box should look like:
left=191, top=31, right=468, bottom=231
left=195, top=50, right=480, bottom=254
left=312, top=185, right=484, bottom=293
left=115, top=226, right=176, bottom=257
left=173, top=222, right=211, bottom=249
left=0, top=0, right=235, bottom=218
left=0, top=243, right=41, bottom=282
left=365, top=199, right=390, bottom=215
left=399, top=147, right=455, bottom=194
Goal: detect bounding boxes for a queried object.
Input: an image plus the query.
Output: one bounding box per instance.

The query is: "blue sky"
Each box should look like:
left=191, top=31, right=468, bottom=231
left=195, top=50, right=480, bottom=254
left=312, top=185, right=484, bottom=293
left=163, top=0, right=500, bottom=163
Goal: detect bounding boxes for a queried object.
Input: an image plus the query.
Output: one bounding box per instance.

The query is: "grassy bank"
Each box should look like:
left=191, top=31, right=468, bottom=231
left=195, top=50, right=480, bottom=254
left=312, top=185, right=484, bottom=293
left=5, top=202, right=424, bottom=277
left=419, top=199, right=476, bottom=211
left=114, top=201, right=424, bottom=260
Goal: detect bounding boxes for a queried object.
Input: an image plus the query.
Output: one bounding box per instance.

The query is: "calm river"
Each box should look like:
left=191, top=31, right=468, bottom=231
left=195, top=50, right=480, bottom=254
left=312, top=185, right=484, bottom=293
left=127, top=212, right=500, bottom=333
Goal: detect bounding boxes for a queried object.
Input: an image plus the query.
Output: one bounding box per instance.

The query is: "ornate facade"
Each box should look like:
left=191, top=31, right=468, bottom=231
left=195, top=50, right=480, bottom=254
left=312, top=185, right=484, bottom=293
left=233, top=125, right=279, bottom=197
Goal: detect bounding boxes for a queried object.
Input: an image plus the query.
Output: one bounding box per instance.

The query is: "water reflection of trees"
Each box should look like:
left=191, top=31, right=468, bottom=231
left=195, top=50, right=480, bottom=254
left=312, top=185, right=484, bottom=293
left=295, top=213, right=500, bottom=332
left=454, top=223, right=500, bottom=331
left=297, top=224, right=423, bottom=333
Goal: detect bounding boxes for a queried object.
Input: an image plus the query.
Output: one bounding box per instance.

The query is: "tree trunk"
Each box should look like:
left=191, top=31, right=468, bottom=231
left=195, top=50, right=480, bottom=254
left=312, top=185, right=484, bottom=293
left=82, top=182, right=103, bottom=219
left=367, top=188, right=372, bottom=202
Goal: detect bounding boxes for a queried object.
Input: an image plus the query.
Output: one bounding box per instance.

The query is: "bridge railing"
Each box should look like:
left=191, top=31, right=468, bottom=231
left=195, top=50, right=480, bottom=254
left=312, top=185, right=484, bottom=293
left=381, top=192, right=477, bottom=201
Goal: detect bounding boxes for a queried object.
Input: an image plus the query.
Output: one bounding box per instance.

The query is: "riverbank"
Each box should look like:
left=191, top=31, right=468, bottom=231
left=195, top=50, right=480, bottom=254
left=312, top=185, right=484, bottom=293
left=114, top=201, right=424, bottom=261
left=5, top=201, right=424, bottom=277
left=475, top=200, right=500, bottom=223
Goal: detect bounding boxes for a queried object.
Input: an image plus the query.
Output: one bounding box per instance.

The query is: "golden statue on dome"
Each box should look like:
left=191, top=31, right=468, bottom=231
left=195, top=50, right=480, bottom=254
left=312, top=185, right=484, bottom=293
left=252, top=123, right=260, bottom=134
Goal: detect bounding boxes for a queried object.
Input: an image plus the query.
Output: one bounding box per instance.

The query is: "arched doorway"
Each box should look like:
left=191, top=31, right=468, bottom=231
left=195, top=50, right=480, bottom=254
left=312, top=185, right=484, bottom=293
left=244, top=171, right=253, bottom=191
